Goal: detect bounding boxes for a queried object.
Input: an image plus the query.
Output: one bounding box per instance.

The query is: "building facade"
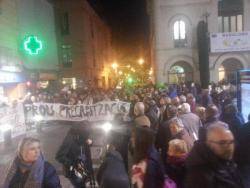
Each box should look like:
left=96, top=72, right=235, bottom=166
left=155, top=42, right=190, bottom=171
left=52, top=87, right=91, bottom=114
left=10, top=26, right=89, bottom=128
left=149, top=0, right=250, bottom=84
left=0, top=0, right=26, bottom=100
left=18, top=0, right=59, bottom=87
left=54, top=0, right=114, bottom=89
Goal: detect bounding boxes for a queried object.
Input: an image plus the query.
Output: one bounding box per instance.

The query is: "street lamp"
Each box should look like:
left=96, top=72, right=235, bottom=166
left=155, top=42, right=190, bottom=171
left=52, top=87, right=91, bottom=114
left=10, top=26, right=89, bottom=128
left=112, top=62, right=118, bottom=70
left=138, top=58, right=144, bottom=65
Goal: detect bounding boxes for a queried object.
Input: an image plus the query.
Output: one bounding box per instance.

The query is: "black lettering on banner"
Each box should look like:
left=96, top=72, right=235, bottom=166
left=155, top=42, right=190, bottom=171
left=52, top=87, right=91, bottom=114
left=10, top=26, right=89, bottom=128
left=119, top=103, right=128, bottom=113
left=32, top=105, right=39, bottom=116
left=104, top=103, right=112, bottom=115
left=71, top=106, right=80, bottom=118
left=39, top=105, right=46, bottom=116
left=65, top=106, right=72, bottom=118
left=47, top=104, right=55, bottom=116
left=85, top=106, right=89, bottom=117
left=80, top=105, right=87, bottom=117
left=75, top=105, right=81, bottom=118
left=111, top=102, right=117, bottom=113
left=98, top=104, right=104, bottom=116
left=91, top=105, right=97, bottom=116
left=59, top=105, right=65, bottom=117
left=89, top=105, right=93, bottom=117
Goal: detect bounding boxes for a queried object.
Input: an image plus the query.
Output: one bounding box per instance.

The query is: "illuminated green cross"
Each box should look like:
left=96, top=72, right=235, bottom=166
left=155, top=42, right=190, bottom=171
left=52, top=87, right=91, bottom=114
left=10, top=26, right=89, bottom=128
left=24, top=36, right=43, bottom=55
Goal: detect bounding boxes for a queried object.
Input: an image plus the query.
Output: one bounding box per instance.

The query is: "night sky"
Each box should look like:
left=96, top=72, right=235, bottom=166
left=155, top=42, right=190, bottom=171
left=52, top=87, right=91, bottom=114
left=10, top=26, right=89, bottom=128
left=89, top=0, right=150, bottom=59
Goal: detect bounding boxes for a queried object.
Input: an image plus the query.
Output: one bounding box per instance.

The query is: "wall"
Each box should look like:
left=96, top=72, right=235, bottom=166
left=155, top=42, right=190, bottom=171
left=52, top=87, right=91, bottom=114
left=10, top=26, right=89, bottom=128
left=17, top=0, right=59, bottom=71
left=152, top=0, right=250, bottom=84
left=55, top=0, right=113, bottom=88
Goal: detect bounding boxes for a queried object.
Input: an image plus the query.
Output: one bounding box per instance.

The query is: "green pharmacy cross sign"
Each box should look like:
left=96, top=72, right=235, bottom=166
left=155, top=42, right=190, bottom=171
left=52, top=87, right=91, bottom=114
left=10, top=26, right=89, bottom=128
left=24, top=36, right=43, bottom=55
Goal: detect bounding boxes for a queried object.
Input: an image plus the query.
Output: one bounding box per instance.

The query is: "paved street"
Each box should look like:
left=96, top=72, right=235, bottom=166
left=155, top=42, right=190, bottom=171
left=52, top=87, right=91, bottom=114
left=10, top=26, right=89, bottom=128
left=0, top=122, right=106, bottom=187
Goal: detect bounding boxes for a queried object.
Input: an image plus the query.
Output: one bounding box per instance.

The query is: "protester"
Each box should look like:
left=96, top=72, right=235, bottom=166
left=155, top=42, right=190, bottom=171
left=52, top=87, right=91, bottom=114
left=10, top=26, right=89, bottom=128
left=132, top=126, right=165, bottom=188
left=97, top=131, right=130, bottom=188
left=56, top=122, right=93, bottom=188
left=3, top=137, right=61, bottom=188
left=169, top=117, right=194, bottom=151
left=186, top=93, right=196, bottom=113
left=155, top=105, right=178, bottom=167
left=195, top=106, right=206, bottom=124
left=134, top=102, right=151, bottom=127
left=235, top=117, right=250, bottom=188
left=221, top=104, right=245, bottom=140
left=186, top=125, right=244, bottom=188
left=199, top=104, right=228, bottom=141
left=144, top=98, right=159, bottom=131
left=166, top=139, right=188, bottom=188
left=178, top=103, right=201, bottom=141
left=201, top=89, right=213, bottom=108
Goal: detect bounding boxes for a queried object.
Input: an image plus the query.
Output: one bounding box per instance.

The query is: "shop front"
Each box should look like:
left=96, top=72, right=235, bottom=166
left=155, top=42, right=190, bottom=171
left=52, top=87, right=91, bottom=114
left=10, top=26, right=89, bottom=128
left=0, top=70, right=26, bottom=101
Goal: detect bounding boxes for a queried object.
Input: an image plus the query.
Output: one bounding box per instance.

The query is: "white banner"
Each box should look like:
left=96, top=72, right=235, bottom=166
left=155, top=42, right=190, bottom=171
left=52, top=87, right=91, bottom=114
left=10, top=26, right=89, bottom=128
left=210, top=32, right=250, bottom=53
left=24, top=101, right=131, bottom=122
left=0, top=103, right=26, bottom=142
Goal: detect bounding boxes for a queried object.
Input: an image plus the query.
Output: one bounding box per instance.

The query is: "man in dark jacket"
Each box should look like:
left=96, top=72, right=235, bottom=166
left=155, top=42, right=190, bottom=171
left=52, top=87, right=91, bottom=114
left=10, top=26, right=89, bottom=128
left=235, top=120, right=250, bottom=188
left=199, top=104, right=228, bottom=141
left=186, top=125, right=244, bottom=188
left=97, top=132, right=130, bottom=188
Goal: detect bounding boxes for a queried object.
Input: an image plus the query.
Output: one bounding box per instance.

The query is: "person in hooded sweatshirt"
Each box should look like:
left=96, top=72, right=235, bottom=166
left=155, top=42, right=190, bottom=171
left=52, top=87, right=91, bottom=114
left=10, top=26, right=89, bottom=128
left=97, top=131, right=130, bottom=188
left=186, top=124, right=244, bottom=188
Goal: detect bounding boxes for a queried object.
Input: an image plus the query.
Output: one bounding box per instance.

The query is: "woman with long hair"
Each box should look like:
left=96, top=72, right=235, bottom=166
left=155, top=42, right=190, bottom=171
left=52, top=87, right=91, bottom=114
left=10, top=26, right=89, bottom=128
left=132, top=126, right=165, bottom=188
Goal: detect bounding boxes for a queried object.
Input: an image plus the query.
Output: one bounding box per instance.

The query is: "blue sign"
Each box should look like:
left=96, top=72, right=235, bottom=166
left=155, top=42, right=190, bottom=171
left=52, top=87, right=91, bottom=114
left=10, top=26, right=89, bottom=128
left=0, top=71, right=26, bottom=83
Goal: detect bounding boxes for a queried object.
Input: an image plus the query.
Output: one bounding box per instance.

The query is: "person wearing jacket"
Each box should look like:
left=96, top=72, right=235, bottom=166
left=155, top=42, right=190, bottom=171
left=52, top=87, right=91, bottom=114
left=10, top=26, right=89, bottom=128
left=3, top=137, right=61, bottom=188
left=221, top=104, right=245, bottom=140
left=97, top=131, right=130, bottom=188
left=179, top=103, right=202, bottom=142
left=134, top=102, right=151, bottom=128
left=199, top=104, right=228, bottom=141
left=56, top=121, right=93, bottom=188
left=235, top=118, right=250, bottom=188
left=169, top=117, right=194, bottom=151
left=186, top=125, right=244, bottom=188
left=131, top=126, right=165, bottom=188
left=166, top=139, right=188, bottom=188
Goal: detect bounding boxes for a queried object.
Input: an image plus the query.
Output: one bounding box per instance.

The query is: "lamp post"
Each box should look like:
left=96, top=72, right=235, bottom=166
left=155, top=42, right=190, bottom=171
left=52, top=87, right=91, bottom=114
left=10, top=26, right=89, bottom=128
left=138, top=58, right=145, bottom=65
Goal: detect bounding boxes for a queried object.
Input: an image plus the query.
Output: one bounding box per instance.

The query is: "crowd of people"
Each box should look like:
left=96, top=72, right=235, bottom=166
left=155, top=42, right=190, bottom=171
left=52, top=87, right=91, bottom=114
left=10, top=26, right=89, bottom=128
left=2, top=81, right=250, bottom=188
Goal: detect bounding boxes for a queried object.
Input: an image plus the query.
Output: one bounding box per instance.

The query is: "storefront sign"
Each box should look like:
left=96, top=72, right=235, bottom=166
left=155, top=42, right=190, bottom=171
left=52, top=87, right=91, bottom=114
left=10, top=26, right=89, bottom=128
left=210, top=32, right=250, bottom=53
left=0, top=71, right=26, bottom=83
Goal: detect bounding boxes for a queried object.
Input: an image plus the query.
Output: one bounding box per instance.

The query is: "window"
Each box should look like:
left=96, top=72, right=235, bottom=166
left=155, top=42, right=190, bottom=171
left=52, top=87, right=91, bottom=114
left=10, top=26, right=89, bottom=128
left=61, top=13, right=70, bottom=35
left=173, top=20, right=187, bottom=48
left=62, top=45, right=72, bottom=68
left=218, top=0, right=243, bottom=32
left=218, top=15, right=243, bottom=32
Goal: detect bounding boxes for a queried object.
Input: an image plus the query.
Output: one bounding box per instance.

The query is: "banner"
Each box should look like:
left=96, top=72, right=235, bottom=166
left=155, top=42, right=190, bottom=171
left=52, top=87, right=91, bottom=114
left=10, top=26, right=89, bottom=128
left=210, top=32, right=250, bottom=53
left=0, top=103, right=26, bottom=142
left=24, top=101, right=131, bottom=122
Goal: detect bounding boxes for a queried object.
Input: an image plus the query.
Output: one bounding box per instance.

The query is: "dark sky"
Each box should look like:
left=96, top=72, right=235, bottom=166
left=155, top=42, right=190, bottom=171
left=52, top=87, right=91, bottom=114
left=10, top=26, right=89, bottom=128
left=89, top=0, right=150, bottom=59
